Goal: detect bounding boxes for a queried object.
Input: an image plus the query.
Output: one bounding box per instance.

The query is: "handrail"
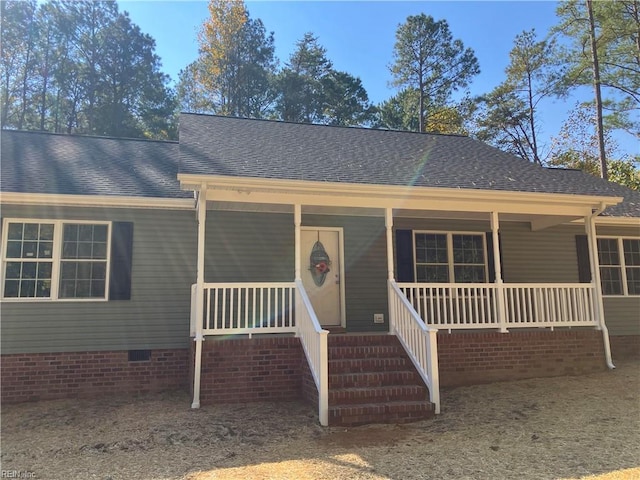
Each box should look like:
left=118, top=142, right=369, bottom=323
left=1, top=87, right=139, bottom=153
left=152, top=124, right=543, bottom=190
left=294, top=279, right=329, bottom=426
left=388, top=280, right=440, bottom=414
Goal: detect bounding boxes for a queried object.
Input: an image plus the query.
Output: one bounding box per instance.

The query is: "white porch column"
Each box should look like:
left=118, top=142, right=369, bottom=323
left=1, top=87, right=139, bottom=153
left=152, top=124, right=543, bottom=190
left=294, top=204, right=302, bottom=281
left=385, top=208, right=395, bottom=281
left=491, top=211, right=508, bottom=333
left=585, top=213, right=615, bottom=368
left=191, top=183, right=207, bottom=409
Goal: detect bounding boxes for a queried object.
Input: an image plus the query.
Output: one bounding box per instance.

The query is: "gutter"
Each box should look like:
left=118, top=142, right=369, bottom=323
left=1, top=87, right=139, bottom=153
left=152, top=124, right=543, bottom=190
left=590, top=202, right=615, bottom=370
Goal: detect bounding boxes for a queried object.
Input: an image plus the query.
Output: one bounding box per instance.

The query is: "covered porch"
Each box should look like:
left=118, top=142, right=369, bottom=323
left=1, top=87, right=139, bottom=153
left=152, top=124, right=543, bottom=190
left=181, top=174, right=621, bottom=426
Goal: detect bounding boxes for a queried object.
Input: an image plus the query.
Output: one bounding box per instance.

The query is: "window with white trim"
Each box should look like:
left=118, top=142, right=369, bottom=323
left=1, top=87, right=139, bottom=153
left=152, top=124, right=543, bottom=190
left=2, top=219, right=111, bottom=300
left=598, top=237, right=640, bottom=296
left=414, top=232, right=487, bottom=283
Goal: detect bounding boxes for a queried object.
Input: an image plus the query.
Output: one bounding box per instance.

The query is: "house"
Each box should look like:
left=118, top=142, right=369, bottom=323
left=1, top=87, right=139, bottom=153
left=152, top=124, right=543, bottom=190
left=2, top=114, right=639, bottom=426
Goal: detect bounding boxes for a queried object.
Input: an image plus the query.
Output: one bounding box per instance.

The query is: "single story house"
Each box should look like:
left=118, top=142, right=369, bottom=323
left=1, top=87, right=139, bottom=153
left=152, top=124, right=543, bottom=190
left=1, top=113, right=639, bottom=426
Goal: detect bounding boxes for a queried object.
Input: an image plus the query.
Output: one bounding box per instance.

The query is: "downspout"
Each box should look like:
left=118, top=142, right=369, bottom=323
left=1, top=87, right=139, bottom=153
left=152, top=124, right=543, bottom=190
left=587, top=202, right=615, bottom=370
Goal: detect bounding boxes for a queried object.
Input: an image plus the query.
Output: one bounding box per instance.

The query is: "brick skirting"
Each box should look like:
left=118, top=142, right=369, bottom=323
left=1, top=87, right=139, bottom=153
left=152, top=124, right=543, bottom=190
left=437, top=330, right=607, bottom=387
left=1, top=349, right=189, bottom=404
left=610, top=335, right=640, bottom=360
left=194, top=337, right=305, bottom=405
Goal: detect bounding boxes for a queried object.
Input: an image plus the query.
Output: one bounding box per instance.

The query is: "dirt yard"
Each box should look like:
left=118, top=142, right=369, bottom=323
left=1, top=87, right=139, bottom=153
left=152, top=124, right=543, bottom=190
left=2, top=359, right=639, bottom=480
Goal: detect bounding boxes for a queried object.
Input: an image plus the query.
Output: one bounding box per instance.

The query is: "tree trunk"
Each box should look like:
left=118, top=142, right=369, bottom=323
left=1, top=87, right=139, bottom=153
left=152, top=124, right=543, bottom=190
left=586, top=0, right=608, bottom=180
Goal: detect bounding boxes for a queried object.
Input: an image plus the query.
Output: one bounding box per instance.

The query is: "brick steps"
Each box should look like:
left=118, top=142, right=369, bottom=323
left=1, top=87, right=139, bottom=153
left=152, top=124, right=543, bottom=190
left=327, top=335, right=434, bottom=426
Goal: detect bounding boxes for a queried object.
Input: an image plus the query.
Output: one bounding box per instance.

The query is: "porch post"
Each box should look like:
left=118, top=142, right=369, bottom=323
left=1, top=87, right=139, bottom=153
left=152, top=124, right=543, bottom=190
left=294, top=204, right=302, bottom=281
left=585, top=213, right=615, bottom=368
left=491, top=211, right=508, bottom=333
left=385, top=208, right=394, bottom=281
left=191, top=183, right=207, bottom=409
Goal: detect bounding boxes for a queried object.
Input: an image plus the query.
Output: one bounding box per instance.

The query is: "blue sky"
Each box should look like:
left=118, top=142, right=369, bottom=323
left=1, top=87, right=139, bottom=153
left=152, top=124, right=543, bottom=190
left=119, top=0, right=635, bottom=158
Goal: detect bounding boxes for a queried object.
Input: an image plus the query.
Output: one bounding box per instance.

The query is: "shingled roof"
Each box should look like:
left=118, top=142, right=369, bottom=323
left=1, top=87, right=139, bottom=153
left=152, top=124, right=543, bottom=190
left=2, top=117, right=639, bottom=218
left=1, top=130, right=190, bottom=199
left=178, top=114, right=640, bottom=217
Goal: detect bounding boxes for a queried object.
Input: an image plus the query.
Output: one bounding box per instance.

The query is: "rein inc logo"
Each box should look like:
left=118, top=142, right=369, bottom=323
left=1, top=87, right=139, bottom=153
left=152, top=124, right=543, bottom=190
left=1, top=472, right=36, bottom=479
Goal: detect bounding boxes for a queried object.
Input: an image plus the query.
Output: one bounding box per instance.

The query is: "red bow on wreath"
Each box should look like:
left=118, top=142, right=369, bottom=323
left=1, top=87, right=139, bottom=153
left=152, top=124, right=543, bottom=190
left=314, top=261, right=329, bottom=274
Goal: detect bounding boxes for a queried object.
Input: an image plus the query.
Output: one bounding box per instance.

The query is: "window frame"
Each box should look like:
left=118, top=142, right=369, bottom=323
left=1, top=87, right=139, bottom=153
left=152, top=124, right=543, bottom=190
left=597, top=236, right=640, bottom=297
left=1, top=218, right=112, bottom=302
left=413, top=230, right=489, bottom=284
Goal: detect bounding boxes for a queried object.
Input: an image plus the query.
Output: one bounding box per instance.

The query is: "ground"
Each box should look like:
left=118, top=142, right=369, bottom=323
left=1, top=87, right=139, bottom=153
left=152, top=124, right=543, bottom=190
left=1, top=360, right=639, bottom=480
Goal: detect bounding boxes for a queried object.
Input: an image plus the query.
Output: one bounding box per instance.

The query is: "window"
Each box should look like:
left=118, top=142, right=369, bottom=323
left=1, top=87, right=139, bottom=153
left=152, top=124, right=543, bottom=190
left=2, top=219, right=111, bottom=300
left=597, top=237, right=640, bottom=296
left=414, top=232, right=487, bottom=283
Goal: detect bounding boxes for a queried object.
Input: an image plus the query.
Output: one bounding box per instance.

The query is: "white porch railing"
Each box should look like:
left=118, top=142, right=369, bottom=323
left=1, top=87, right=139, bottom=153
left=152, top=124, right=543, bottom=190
left=295, top=279, right=329, bottom=427
left=398, top=283, right=597, bottom=330
left=389, top=280, right=440, bottom=414
left=200, top=282, right=297, bottom=336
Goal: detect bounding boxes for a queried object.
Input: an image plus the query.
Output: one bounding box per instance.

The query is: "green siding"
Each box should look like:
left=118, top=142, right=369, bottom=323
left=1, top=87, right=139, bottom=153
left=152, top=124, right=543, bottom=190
left=204, top=211, right=388, bottom=332
left=204, top=211, right=294, bottom=282
left=500, top=223, right=581, bottom=283
left=1, top=205, right=197, bottom=353
left=3, top=204, right=636, bottom=352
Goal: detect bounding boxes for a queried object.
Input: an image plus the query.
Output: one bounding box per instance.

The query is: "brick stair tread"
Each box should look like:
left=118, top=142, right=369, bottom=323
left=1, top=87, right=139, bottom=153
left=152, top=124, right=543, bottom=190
left=329, top=385, right=427, bottom=404
left=328, top=345, right=405, bottom=359
left=329, top=370, right=421, bottom=388
left=328, top=335, right=402, bottom=346
left=329, top=357, right=411, bottom=373
left=329, top=400, right=434, bottom=426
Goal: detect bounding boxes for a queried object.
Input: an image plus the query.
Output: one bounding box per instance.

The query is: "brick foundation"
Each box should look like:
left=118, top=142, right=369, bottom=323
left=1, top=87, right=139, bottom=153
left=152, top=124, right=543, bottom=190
left=0, top=349, right=189, bottom=404
left=610, top=335, right=640, bottom=360
left=437, top=330, right=607, bottom=387
left=195, top=337, right=305, bottom=404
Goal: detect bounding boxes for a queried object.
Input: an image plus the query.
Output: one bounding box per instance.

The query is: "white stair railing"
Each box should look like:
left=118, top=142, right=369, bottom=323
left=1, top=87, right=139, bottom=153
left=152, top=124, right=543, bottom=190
left=295, top=279, right=329, bottom=426
left=389, top=280, right=440, bottom=414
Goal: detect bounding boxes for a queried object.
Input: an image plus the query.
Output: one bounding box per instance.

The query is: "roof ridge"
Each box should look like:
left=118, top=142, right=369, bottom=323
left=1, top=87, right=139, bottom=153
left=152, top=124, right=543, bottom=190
left=179, top=112, right=470, bottom=138
left=0, top=128, right=178, bottom=144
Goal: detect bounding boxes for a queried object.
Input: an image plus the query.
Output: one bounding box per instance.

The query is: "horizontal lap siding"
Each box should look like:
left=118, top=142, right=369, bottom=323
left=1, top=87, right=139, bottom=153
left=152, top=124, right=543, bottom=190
left=1, top=205, right=197, bottom=353
left=499, top=223, right=581, bottom=283
left=205, top=211, right=388, bottom=332
left=204, top=211, right=294, bottom=282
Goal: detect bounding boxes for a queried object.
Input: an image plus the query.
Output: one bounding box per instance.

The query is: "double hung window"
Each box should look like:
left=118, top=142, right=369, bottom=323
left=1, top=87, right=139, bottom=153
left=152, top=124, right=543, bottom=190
left=598, top=237, right=640, bottom=296
left=414, top=232, right=487, bottom=283
left=2, top=219, right=110, bottom=300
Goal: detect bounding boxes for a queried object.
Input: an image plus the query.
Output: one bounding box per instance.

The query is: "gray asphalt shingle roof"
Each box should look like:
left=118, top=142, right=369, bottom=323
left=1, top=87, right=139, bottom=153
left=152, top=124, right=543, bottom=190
left=1, top=129, right=190, bottom=199
left=2, top=115, right=638, bottom=218
left=178, top=114, right=640, bottom=217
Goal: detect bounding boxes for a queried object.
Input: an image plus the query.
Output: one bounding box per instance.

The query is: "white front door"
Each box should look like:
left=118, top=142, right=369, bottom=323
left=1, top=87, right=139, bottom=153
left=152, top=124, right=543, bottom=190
left=301, top=228, right=344, bottom=327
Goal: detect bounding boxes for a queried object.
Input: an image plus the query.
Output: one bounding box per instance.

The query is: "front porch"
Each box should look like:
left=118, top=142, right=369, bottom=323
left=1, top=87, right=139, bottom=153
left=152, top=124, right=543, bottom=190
left=182, top=175, right=617, bottom=426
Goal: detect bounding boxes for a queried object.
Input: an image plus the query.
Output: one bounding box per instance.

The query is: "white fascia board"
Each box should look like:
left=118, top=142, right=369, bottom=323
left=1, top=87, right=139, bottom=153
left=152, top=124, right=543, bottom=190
left=0, top=192, right=195, bottom=210
left=178, top=174, right=623, bottom=216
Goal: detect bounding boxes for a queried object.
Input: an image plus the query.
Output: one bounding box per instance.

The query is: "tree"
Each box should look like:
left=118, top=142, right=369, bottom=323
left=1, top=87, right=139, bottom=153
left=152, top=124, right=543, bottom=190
left=275, top=33, right=332, bottom=123
left=549, top=104, right=640, bottom=190
left=0, top=0, right=38, bottom=129
left=186, top=0, right=277, bottom=118
left=389, top=14, right=479, bottom=132
left=554, top=0, right=640, bottom=177
left=320, top=70, right=375, bottom=126
left=274, top=33, right=374, bottom=126
left=0, top=0, right=176, bottom=139
left=475, top=30, right=559, bottom=164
